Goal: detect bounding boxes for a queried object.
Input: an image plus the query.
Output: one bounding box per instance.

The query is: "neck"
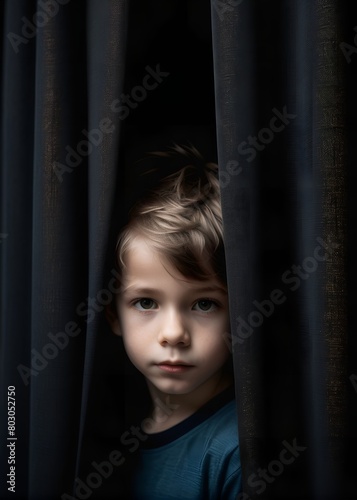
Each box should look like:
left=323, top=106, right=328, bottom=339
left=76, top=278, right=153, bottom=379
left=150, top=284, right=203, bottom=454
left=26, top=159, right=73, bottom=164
left=143, top=371, right=233, bottom=434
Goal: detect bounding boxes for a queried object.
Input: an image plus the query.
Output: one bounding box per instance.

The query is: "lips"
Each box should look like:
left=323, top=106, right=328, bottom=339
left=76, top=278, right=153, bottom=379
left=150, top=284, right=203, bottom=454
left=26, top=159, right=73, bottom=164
left=158, top=360, right=193, bottom=366
left=156, top=361, right=194, bottom=373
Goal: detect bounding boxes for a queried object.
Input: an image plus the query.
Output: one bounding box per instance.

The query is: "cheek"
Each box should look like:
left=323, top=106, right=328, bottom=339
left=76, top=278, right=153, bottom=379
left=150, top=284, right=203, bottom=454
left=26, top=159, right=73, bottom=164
left=121, top=333, right=149, bottom=371
left=118, top=309, right=153, bottom=360
left=117, top=302, right=138, bottom=333
left=212, top=312, right=231, bottom=352
left=206, top=311, right=230, bottom=335
left=199, top=314, right=231, bottom=357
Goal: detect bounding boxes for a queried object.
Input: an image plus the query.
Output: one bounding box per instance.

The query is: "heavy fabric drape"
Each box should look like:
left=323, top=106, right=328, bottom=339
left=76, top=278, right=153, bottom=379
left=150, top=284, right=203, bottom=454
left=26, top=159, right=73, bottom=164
left=212, top=0, right=357, bottom=499
left=1, top=1, right=356, bottom=499
left=1, top=1, right=128, bottom=499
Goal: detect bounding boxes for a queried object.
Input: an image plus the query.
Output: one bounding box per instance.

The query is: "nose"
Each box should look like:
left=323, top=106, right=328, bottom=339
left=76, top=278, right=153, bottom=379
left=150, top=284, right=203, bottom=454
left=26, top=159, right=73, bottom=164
left=158, top=307, right=190, bottom=347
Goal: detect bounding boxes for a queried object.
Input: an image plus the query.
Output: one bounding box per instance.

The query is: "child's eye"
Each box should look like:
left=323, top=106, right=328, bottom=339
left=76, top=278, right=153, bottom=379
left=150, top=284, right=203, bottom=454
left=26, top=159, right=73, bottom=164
left=192, top=299, right=218, bottom=313
left=133, top=298, right=157, bottom=311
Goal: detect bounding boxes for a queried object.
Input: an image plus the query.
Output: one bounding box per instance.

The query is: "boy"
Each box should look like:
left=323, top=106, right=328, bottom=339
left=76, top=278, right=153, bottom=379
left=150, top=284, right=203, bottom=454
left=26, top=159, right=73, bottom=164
left=107, top=145, right=241, bottom=499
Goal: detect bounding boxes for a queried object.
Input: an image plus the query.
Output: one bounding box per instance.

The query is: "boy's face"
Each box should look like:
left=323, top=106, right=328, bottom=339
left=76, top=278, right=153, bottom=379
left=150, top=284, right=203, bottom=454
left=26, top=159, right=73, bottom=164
left=112, top=235, right=231, bottom=400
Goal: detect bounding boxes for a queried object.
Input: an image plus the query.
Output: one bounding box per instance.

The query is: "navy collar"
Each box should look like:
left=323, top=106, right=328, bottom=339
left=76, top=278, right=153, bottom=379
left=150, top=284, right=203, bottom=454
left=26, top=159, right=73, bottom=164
left=141, top=385, right=235, bottom=449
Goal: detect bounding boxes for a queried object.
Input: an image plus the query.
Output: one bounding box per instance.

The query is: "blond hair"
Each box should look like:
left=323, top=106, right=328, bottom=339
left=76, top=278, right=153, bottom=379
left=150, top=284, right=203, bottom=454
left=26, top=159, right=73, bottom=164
left=116, top=145, right=226, bottom=285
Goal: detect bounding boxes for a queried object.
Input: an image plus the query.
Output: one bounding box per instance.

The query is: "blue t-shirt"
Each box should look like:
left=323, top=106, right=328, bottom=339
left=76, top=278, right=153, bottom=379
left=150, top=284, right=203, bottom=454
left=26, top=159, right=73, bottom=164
left=130, top=386, right=241, bottom=499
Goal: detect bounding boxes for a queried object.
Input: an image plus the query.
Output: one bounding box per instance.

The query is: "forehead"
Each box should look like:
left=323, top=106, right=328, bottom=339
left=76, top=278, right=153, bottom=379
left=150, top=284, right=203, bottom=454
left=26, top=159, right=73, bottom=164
left=121, top=235, right=226, bottom=294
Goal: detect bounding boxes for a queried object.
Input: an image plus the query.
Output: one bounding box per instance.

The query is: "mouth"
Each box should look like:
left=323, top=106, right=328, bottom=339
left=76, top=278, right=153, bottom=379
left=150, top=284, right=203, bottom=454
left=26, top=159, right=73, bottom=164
left=156, top=361, right=194, bottom=373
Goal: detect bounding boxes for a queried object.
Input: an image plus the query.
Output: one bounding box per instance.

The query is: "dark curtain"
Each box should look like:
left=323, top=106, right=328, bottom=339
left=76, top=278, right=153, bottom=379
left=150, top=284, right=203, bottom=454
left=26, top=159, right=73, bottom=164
left=211, top=0, right=357, bottom=499
left=0, top=1, right=128, bottom=499
left=0, top=1, right=356, bottom=500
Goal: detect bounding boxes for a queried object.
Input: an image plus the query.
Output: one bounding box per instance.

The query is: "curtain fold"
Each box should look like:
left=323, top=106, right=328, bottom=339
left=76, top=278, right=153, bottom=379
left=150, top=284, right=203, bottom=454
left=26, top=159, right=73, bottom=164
left=29, top=4, right=87, bottom=497
left=211, top=0, right=356, bottom=498
left=75, top=0, right=128, bottom=484
left=1, top=3, right=36, bottom=499
left=1, top=1, right=128, bottom=499
left=307, top=1, right=348, bottom=496
left=210, top=2, right=266, bottom=497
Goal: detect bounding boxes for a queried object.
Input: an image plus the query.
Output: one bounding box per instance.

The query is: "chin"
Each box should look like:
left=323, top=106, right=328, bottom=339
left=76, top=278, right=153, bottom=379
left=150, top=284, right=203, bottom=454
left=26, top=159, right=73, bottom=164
left=152, top=381, right=193, bottom=396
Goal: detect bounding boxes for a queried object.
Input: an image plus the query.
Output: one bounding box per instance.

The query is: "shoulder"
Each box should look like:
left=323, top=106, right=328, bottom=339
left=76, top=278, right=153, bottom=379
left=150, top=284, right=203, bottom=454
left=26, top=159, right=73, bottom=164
left=197, top=399, right=242, bottom=499
left=200, top=398, right=240, bottom=462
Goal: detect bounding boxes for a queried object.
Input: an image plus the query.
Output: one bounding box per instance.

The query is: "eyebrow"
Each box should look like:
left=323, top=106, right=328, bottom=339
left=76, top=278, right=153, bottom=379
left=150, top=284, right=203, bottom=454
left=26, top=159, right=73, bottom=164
left=122, top=285, right=227, bottom=296
left=122, top=287, right=163, bottom=296
left=190, top=285, right=227, bottom=295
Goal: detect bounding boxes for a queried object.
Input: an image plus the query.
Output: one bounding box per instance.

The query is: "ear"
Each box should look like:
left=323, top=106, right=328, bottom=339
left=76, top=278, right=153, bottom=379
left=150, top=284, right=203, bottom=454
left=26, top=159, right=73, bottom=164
left=105, top=304, right=121, bottom=336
